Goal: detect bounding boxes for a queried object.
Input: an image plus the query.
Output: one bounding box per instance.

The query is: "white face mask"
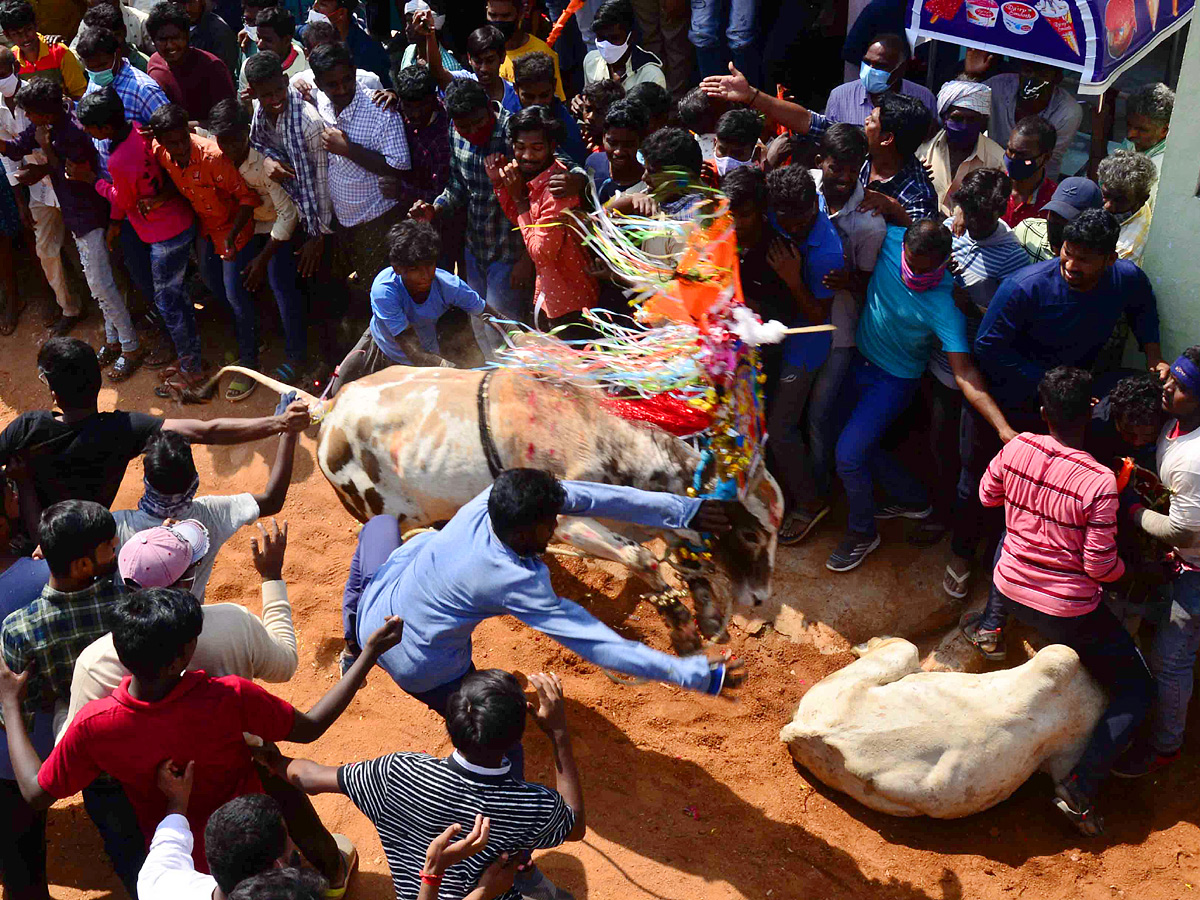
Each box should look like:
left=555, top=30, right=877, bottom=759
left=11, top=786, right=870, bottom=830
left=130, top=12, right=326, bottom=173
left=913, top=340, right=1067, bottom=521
left=307, top=8, right=331, bottom=25
left=714, top=154, right=750, bottom=176
left=243, top=23, right=258, bottom=40
left=595, top=38, right=628, bottom=64
left=432, top=12, right=445, bottom=28
left=0, top=72, right=18, bottom=99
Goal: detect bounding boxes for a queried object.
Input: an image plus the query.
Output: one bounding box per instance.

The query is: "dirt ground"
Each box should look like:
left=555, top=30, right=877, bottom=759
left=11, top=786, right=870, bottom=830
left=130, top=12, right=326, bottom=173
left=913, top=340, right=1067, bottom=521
left=5, top=300, right=1200, bottom=900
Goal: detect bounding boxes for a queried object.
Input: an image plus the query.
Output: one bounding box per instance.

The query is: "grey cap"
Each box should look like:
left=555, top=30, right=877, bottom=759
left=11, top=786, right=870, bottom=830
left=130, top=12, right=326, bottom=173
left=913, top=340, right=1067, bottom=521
left=1041, top=177, right=1103, bottom=220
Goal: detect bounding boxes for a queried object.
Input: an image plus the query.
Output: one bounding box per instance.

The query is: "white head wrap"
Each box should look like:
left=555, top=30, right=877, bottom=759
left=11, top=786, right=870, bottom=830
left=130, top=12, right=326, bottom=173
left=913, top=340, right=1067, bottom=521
left=936, top=80, right=992, bottom=117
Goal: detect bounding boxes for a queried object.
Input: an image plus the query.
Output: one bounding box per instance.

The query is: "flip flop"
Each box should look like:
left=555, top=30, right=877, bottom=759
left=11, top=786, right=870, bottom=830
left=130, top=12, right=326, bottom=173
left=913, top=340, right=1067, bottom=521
left=323, top=834, right=358, bottom=900
left=943, top=561, right=970, bottom=600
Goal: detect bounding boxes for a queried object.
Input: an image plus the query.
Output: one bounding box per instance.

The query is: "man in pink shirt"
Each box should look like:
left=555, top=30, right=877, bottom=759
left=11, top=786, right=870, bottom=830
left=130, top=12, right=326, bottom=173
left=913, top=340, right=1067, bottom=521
left=960, top=365, right=1154, bottom=837
left=487, top=104, right=599, bottom=335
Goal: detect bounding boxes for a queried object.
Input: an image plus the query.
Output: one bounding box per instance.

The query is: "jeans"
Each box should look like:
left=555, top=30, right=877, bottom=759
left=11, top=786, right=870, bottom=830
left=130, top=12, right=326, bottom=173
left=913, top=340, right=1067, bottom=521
left=256, top=235, right=307, bottom=363
left=151, top=224, right=202, bottom=374
left=119, top=219, right=154, bottom=304
left=0, top=778, right=48, bottom=900
left=82, top=777, right=146, bottom=899
left=987, top=590, right=1155, bottom=802
left=341, top=515, right=526, bottom=776
left=688, top=0, right=760, bottom=82
left=198, top=235, right=261, bottom=366
left=767, top=364, right=820, bottom=509
left=463, top=246, right=529, bottom=356
left=925, top=376, right=963, bottom=524
left=835, top=353, right=924, bottom=536
left=1148, top=569, right=1200, bottom=754
left=807, top=346, right=854, bottom=500
left=76, top=227, right=138, bottom=352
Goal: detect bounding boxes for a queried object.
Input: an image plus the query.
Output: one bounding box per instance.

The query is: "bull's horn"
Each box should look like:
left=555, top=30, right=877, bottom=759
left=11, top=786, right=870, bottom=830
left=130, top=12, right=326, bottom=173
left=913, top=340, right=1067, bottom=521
left=182, top=365, right=323, bottom=411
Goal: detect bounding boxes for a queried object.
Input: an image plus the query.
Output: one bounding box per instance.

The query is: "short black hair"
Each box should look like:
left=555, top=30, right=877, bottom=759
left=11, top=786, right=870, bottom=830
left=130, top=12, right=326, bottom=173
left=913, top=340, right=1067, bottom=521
left=39, top=500, right=116, bottom=579
left=640, top=125, right=701, bottom=176
left=766, top=164, right=817, bottom=211
left=394, top=63, right=436, bottom=102
left=146, top=0, right=191, bottom=39
left=1013, top=114, right=1057, bottom=156
left=1062, top=208, right=1120, bottom=255
left=869, top=32, right=910, bottom=63
left=488, top=468, right=566, bottom=542
left=15, top=77, right=63, bottom=116
left=1039, top=365, right=1093, bottom=426
left=511, top=50, right=555, bottom=89
left=878, top=92, right=931, bottom=158
left=76, top=24, right=123, bottom=58
left=602, top=97, right=647, bottom=134
left=143, top=430, right=198, bottom=494
left=722, top=164, right=766, bottom=209
left=819, top=122, right=868, bottom=165
left=387, top=219, right=440, bottom=268
left=507, top=103, right=562, bottom=145
left=300, top=19, right=338, bottom=49
left=624, top=82, right=671, bottom=122
left=76, top=85, right=126, bottom=128
left=228, top=869, right=326, bottom=900
left=0, top=0, right=35, bottom=32
left=206, top=796, right=288, bottom=894
left=81, top=4, right=125, bottom=35
left=256, top=5, right=293, bottom=37
left=208, top=98, right=251, bottom=139
left=37, top=336, right=101, bottom=407
left=111, top=587, right=204, bottom=681
left=902, top=218, right=952, bottom=258
left=443, top=76, right=489, bottom=119
left=1109, top=372, right=1165, bottom=434
left=309, top=41, right=353, bottom=79
left=716, top=108, right=762, bottom=147
left=147, top=102, right=189, bottom=135
left=952, top=167, right=1010, bottom=220
left=580, top=78, right=624, bottom=112
left=591, top=0, right=634, bottom=32
left=466, top=23, right=506, bottom=56
left=676, top=86, right=718, bottom=133
left=244, top=48, right=283, bottom=84
left=445, top=669, right=527, bottom=756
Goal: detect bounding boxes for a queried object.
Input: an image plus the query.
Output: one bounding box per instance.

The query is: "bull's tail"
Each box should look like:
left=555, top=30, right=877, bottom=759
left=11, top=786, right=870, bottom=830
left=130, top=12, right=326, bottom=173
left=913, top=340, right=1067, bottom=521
left=183, top=366, right=326, bottom=416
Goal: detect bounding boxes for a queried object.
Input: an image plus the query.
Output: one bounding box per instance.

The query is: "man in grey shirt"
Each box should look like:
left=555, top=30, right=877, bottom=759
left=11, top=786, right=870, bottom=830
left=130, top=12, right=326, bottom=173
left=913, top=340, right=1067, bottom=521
left=987, top=61, right=1083, bottom=180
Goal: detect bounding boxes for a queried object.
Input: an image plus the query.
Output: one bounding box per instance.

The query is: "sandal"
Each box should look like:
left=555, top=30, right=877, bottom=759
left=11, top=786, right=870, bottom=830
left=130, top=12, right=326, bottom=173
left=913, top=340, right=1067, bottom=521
left=96, top=342, right=121, bottom=367
left=0, top=297, right=26, bottom=335
left=50, top=311, right=88, bottom=336
left=225, top=366, right=258, bottom=402
left=959, top=612, right=1006, bottom=661
left=779, top=504, right=830, bottom=546
left=1053, top=776, right=1104, bottom=837
left=143, top=341, right=177, bottom=370
left=271, top=362, right=300, bottom=384
left=943, top=559, right=971, bottom=600
left=909, top=519, right=948, bottom=548
left=323, top=834, right=358, bottom=899
left=154, top=368, right=207, bottom=399
left=108, top=349, right=145, bottom=383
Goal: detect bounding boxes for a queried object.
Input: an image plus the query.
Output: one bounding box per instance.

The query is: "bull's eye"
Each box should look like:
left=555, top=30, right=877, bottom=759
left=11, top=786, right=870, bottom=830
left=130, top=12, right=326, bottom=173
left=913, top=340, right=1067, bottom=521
left=740, top=529, right=760, bottom=545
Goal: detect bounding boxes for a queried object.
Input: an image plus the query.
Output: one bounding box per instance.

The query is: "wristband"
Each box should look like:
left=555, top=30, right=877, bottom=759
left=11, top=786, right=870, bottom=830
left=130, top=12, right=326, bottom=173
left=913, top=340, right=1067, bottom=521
left=706, top=661, right=726, bottom=696
left=1129, top=503, right=1145, bottom=517
left=420, top=871, right=442, bottom=886
left=750, top=87, right=760, bottom=107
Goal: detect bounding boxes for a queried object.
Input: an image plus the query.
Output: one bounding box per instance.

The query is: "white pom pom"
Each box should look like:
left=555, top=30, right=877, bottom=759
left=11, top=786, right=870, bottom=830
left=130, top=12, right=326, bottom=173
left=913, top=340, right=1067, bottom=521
left=729, top=305, right=789, bottom=346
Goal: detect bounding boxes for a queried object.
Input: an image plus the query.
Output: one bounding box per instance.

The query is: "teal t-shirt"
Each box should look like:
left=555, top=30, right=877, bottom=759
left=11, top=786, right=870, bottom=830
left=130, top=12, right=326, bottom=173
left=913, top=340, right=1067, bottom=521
left=855, top=226, right=967, bottom=379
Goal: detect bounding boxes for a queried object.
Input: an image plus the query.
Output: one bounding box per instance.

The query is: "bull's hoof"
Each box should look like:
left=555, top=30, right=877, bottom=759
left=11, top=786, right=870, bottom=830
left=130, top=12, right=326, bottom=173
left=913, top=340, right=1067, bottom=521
left=669, top=621, right=703, bottom=655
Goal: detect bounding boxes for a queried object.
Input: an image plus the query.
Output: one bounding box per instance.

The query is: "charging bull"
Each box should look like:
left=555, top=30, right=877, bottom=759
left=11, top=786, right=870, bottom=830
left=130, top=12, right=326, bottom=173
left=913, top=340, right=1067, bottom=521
left=196, top=365, right=783, bottom=652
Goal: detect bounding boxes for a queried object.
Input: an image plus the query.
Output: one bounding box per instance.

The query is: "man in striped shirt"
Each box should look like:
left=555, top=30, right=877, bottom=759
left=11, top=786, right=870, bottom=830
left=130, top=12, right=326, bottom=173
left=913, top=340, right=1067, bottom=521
left=960, top=365, right=1154, bottom=837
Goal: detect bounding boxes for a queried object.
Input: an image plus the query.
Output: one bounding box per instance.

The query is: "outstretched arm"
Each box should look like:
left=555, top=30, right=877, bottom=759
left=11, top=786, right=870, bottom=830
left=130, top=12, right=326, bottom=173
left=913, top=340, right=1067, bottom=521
left=252, top=401, right=306, bottom=516
left=700, top=63, right=817, bottom=135
left=163, top=401, right=310, bottom=445
left=558, top=481, right=702, bottom=530
left=947, top=353, right=1017, bottom=444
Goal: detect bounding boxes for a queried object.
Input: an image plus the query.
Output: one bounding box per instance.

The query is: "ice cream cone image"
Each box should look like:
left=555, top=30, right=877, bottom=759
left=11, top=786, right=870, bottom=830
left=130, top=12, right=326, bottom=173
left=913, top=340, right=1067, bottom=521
left=1036, top=0, right=1081, bottom=53
left=1147, top=0, right=1160, bottom=27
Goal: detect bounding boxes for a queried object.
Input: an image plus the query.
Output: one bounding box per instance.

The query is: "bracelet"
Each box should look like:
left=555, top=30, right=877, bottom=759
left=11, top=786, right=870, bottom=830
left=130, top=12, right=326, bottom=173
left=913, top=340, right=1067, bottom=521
left=750, top=87, right=760, bottom=106
left=419, top=871, right=443, bottom=886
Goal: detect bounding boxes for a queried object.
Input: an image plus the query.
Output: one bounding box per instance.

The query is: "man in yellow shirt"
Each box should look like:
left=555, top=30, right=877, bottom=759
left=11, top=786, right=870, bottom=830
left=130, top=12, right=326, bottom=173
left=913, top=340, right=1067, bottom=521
left=486, top=0, right=564, bottom=100
left=0, top=0, right=88, bottom=100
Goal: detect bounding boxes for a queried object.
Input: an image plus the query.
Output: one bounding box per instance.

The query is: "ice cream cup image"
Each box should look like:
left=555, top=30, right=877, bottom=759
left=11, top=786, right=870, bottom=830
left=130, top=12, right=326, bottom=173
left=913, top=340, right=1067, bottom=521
left=1001, top=1, right=1039, bottom=32
left=966, top=0, right=1000, bottom=25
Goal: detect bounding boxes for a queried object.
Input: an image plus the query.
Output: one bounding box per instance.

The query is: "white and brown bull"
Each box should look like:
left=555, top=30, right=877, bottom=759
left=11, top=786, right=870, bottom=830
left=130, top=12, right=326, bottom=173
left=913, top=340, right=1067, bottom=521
left=196, top=365, right=783, bottom=651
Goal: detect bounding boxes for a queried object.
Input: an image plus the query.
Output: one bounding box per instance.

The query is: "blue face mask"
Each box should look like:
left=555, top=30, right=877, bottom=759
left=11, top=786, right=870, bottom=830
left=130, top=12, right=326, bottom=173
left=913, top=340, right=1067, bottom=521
left=859, top=60, right=893, bottom=95
left=1004, top=152, right=1042, bottom=180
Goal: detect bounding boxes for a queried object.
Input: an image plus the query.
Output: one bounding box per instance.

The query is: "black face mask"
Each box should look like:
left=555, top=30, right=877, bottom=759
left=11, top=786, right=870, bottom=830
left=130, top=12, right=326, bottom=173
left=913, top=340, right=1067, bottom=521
left=488, top=18, right=517, bottom=40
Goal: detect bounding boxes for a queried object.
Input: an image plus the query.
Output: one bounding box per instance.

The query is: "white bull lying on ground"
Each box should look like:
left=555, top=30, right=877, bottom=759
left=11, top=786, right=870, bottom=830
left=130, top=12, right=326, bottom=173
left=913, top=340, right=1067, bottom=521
left=780, top=637, right=1106, bottom=818
left=197, top=365, right=783, bottom=651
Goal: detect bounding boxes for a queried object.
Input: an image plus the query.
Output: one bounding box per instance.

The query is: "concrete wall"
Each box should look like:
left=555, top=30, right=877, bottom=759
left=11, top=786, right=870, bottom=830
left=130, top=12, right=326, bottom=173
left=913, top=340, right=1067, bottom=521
left=1141, top=28, right=1200, bottom=360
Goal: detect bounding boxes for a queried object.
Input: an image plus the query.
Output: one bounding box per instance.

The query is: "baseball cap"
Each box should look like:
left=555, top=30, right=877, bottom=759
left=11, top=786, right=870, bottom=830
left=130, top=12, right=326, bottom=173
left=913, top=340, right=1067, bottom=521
left=1041, top=177, right=1103, bottom=221
left=118, top=519, right=211, bottom=588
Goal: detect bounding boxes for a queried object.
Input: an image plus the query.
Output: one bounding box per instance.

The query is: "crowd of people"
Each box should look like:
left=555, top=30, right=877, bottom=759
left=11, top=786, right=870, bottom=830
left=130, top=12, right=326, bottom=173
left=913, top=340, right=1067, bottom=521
left=0, top=0, right=1198, bottom=894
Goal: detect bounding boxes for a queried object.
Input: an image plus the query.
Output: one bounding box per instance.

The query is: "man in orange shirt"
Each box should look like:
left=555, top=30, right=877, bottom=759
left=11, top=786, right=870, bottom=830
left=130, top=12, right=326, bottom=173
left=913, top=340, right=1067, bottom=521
left=0, top=0, right=88, bottom=99
left=147, top=102, right=261, bottom=396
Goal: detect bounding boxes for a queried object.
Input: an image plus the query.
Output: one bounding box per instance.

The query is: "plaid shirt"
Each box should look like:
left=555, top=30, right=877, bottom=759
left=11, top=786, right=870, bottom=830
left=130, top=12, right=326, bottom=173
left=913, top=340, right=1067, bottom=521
left=859, top=155, right=939, bottom=222
left=251, top=87, right=333, bottom=237
left=316, top=85, right=411, bottom=227
left=435, top=102, right=523, bottom=267
left=86, top=59, right=170, bottom=178
left=0, top=574, right=124, bottom=729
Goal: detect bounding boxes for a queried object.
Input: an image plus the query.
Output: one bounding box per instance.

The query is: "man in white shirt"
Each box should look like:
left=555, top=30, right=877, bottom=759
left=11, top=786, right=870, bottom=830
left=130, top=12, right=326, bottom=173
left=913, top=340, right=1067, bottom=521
left=1114, top=347, right=1200, bottom=778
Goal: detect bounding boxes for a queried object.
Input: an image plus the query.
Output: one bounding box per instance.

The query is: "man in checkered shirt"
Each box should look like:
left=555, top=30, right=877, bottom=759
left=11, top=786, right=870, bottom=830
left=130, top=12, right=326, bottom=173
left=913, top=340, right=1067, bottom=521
left=310, top=42, right=412, bottom=300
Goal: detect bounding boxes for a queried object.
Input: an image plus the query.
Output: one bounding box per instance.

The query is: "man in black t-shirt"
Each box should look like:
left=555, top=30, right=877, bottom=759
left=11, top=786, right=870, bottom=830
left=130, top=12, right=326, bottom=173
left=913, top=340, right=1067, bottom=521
left=0, top=338, right=310, bottom=516
left=1085, top=372, right=1163, bottom=474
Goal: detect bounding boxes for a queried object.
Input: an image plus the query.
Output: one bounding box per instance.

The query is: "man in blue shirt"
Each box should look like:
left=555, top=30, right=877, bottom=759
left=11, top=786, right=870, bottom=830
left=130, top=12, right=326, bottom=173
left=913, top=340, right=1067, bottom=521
left=945, top=209, right=1165, bottom=598
left=328, top=220, right=488, bottom=394
left=758, top=166, right=843, bottom=547
left=510, top=50, right=587, bottom=166
left=829, top=220, right=1012, bottom=573
left=306, top=0, right=391, bottom=88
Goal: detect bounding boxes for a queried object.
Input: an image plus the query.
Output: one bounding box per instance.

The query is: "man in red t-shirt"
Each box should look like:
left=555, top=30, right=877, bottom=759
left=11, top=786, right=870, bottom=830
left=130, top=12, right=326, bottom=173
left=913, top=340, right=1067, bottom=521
left=0, top=586, right=401, bottom=892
